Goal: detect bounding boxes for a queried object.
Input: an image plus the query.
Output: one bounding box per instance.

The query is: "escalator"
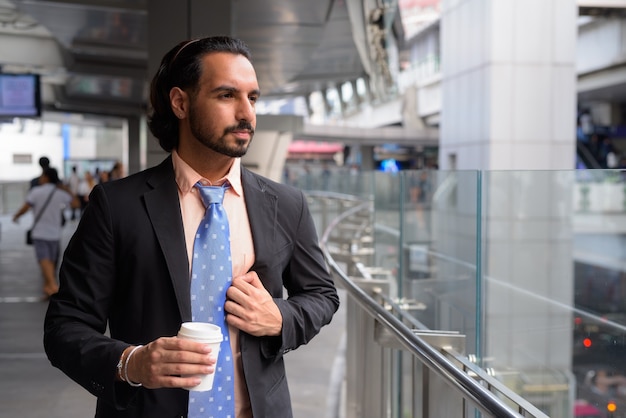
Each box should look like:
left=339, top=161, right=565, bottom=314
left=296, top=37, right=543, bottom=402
left=577, top=141, right=603, bottom=169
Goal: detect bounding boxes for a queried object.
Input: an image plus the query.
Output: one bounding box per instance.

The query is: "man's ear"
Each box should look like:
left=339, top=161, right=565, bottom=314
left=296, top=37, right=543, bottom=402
left=169, top=87, right=188, bottom=119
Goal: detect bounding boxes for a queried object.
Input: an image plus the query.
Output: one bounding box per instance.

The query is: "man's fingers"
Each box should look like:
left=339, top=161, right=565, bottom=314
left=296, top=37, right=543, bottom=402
left=128, top=337, right=218, bottom=389
left=228, top=272, right=266, bottom=300
left=156, top=375, right=202, bottom=389
left=233, top=271, right=262, bottom=288
left=226, top=284, right=248, bottom=304
left=154, top=336, right=213, bottom=353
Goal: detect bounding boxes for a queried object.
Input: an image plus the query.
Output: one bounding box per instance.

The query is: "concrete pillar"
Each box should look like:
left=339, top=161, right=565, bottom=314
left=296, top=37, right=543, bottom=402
left=126, top=115, right=144, bottom=175
left=321, top=88, right=334, bottom=116
left=351, top=80, right=363, bottom=107
left=337, top=81, right=349, bottom=116
left=436, top=0, right=578, bottom=399
left=439, top=0, right=577, bottom=171
left=244, top=115, right=302, bottom=182
left=360, top=145, right=376, bottom=171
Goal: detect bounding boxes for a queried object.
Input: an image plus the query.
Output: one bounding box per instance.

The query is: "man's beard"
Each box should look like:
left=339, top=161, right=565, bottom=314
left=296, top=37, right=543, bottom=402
left=189, top=108, right=254, bottom=158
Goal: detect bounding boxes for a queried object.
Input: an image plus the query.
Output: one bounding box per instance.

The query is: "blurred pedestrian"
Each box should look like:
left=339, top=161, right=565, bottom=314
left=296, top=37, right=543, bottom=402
left=99, top=170, right=110, bottom=184
left=109, top=161, right=125, bottom=181
left=67, top=165, right=81, bottom=220
left=30, top=156, right=50, bottom=189
left=13, top=167, right=79, bottom=297
left=77, top=170, right=96, bottom=214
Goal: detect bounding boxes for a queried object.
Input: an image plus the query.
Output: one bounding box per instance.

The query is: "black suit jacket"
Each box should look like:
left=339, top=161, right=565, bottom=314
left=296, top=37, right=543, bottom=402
left=44, top=157, right=339, bottom=418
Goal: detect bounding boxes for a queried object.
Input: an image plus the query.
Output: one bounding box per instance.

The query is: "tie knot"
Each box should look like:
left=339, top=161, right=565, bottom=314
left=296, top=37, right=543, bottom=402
left=195, top=182, right=226, bottom=208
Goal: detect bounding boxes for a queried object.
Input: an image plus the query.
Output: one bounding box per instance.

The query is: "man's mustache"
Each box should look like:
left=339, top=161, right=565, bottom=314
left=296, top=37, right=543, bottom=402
left=225, top=121, right=254, bottom=135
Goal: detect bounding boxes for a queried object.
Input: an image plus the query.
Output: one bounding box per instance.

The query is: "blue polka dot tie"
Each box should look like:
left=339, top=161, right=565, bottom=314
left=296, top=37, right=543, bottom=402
left=188, top=182, right=235, bottom=418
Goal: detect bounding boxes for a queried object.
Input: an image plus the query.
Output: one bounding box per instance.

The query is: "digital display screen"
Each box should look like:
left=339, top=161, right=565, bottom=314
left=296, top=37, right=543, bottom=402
left=0, top=73, right=42, bottom=117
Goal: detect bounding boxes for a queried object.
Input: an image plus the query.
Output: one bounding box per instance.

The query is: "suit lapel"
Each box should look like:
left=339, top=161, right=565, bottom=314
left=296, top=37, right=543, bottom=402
left=241, top=168, right=277, bottom=270
left=144, top=157, right=191, bottom=321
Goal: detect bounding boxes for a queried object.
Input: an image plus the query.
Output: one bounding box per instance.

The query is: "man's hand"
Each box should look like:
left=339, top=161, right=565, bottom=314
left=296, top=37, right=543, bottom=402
left=225, top=272, right=283, bottom=337
left=13, top=203, right=30, bottom=223
left=125, top=337, right=217, bottom=389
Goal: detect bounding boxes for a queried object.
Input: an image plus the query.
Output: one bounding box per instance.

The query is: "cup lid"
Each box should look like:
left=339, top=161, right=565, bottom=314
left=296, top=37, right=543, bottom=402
left=178, top=322, right=223, bottom=341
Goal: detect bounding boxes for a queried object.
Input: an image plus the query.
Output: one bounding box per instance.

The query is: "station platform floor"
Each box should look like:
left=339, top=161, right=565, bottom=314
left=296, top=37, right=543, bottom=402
left=0, top=212, right=346, bottom=418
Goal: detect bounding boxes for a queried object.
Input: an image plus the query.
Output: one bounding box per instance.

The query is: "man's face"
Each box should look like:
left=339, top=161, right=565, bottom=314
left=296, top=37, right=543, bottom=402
left=187, top=52, right=260, bottom=158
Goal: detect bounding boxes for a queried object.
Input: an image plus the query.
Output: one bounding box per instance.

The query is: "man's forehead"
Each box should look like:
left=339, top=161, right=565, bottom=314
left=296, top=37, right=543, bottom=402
left=200, top=53, right=259, bottom=89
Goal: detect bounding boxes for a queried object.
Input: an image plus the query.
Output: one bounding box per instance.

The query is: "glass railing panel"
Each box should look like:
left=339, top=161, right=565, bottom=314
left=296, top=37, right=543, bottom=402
left=370, top=170, right=404, bottom=291
left=481, top=169, right=626, bottom=418
left=394, top=170, right=481, bottom=346
left=285, top=164, right=374, bottom=198
left=570, top=170, right=626, bottom=418
left=374, top=169, right=484, bottom=417
left=481, top=170, right=574, bottom=417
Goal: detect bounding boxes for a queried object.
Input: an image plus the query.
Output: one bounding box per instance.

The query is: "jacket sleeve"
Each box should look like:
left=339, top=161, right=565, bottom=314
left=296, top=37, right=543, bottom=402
left=260, top=187, right=340, bottom=359
left=43, top=184, right=138, bottom=408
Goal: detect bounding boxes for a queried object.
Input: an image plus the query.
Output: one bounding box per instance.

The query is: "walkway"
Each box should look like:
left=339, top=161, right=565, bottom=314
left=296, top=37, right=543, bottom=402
left=0, top=213, right=346, bottom=417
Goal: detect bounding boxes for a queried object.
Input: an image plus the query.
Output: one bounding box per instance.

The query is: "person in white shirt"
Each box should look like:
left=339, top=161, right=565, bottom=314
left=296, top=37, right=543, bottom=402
left=77, top=170, right=96, bottom=214
left=13, top=167, right=79, bottom=297
left=67, top=165, right=81, bottom=220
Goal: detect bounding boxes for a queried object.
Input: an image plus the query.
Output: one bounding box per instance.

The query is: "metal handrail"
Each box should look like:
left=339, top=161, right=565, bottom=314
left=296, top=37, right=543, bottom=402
left=317, top=194, right=549, bottom=418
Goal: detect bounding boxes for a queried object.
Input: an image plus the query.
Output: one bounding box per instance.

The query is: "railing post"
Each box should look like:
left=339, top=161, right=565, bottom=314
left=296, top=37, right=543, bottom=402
left=376, top=327, right=467, bottom=418
left=345, top=278, right=391, bottom=418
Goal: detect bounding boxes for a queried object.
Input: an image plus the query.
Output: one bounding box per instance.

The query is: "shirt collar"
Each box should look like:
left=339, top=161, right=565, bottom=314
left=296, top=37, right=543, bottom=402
left=172, top=150, right=243, bottom=197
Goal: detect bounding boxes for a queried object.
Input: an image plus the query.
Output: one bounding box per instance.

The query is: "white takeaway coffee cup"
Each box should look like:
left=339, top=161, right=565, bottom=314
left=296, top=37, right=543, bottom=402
left=177, top=322, right=223, bottom=391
